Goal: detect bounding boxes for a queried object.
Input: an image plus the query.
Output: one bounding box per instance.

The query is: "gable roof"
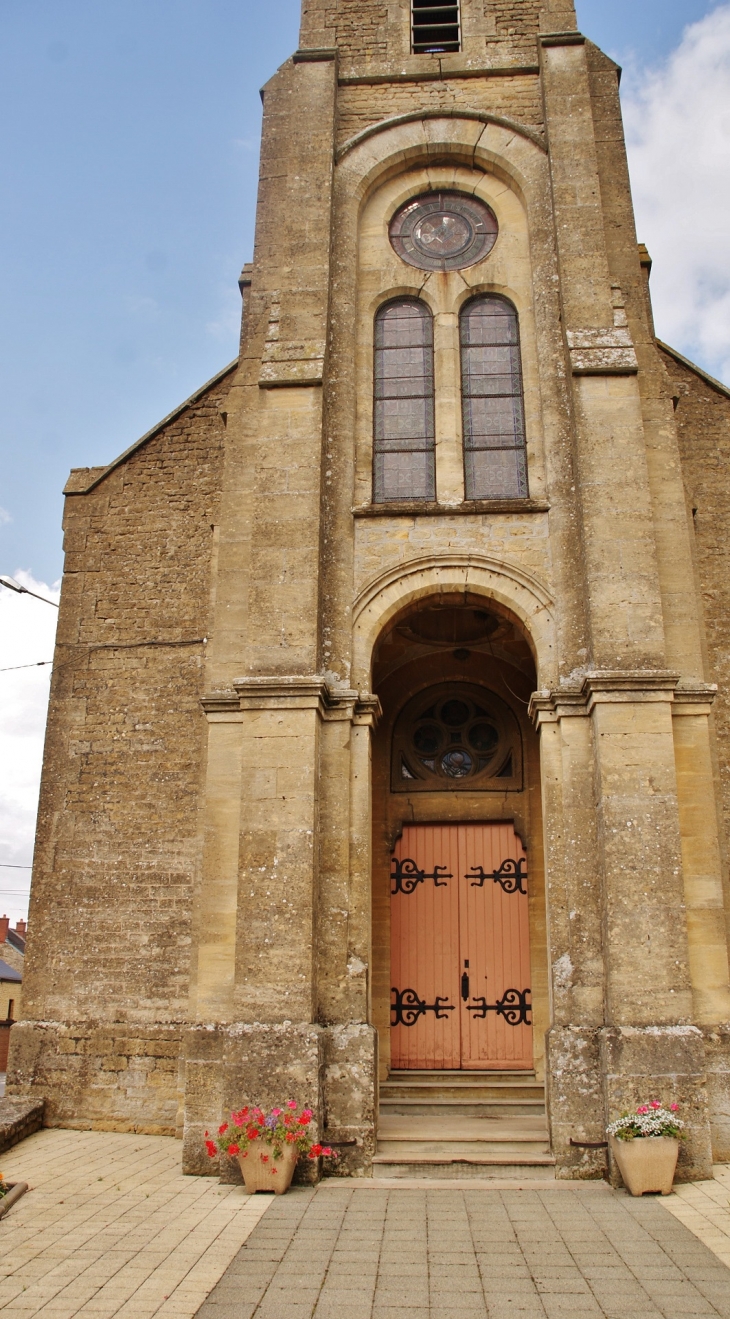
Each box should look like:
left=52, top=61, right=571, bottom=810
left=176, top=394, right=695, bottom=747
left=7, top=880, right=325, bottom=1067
left=0, top=959, right=21, bottom=983
left=658, top=340, right=730, bottom=400
left=5, top=929, right=24, bottom=955
left=64, top=358, right=239, bottom=497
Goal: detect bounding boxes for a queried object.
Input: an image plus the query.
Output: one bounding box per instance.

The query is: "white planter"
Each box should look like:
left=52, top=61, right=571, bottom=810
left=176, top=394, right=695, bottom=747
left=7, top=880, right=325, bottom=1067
left=609, top=1134, right=679, bottom=1196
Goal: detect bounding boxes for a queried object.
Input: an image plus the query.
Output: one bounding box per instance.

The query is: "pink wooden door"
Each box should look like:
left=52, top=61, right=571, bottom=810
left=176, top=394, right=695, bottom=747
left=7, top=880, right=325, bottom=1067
left=390, top=823, right=532, bottom=1070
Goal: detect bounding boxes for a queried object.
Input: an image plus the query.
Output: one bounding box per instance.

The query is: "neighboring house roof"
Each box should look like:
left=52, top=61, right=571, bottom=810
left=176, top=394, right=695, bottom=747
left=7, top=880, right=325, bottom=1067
left=6, top=929, right=25, bottom=955
left=0, top=959, right=21, bottom=983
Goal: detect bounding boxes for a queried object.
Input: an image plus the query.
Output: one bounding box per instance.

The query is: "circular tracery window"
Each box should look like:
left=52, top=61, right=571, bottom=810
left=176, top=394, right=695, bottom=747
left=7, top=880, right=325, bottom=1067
left=391, top=684, right=521, bottom=792
left=389, top=192, right=499, bottom=272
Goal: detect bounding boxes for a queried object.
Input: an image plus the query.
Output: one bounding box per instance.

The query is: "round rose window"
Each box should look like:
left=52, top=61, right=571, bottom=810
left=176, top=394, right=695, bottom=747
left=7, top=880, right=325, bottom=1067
left=389, top=192, right=498, bottom=272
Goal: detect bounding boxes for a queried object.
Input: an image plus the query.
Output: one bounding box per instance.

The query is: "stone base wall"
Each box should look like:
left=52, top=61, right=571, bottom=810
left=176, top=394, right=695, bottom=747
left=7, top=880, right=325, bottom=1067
left=5, top=1021, right=183, bottom=1135
left=703, top=1025, right=730, bottom=1162
left=182, top=1021, right=377, bottom=1180
left=547, top=1023, right=717, bottom=1182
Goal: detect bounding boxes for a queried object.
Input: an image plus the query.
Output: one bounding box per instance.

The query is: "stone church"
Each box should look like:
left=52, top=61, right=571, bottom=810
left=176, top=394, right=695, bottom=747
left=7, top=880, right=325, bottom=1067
left=8, top=0, right=730, bottom=1184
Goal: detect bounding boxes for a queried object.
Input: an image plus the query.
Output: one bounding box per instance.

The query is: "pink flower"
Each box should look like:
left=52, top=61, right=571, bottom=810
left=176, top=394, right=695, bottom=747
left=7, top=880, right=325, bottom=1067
left=650, top=1102, right=661, bottom=1110
left=271, top=1108, right=282, bottom=1117
left=670, top=1103, right=679, bottom=1112
left=287, top=1100, right=297, bottom=1110
left=301, top=1109, right=312, bottom=1121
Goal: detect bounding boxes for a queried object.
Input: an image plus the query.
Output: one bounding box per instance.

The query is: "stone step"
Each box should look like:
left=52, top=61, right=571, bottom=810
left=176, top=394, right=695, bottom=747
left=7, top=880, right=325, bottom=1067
left=374, top=1103, right=553, bottom=1180
left=372, top=1158, right=556, bottom=1181
left=381, top=1070, right=543, bottom=1103
left=380, top=1099, right=545, bottom=1116
left=377, top=1140, right=552, bottom=1158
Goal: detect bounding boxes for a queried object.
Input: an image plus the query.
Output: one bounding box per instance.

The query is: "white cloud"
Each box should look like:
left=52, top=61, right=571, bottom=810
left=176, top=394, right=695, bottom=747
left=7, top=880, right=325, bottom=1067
left=0, top=571, right=59, bottom=925
left=622, top=5, right=730, bottom=384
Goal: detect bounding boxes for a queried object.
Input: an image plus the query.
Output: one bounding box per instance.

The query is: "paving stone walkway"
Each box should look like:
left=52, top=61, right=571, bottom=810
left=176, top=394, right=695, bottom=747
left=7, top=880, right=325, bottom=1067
left=0, top=1129, right=272, bottom=1319
left=196, top=1182, right=730, bottom=1319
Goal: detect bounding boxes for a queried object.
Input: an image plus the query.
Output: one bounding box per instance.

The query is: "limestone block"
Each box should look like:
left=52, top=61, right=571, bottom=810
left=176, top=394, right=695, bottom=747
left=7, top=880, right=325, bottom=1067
left=546, top=1024, right=606, bottom=1180
left=322, top=1024, right=377, bottom=1177
left=600, top=1025, right=713, bottom=1183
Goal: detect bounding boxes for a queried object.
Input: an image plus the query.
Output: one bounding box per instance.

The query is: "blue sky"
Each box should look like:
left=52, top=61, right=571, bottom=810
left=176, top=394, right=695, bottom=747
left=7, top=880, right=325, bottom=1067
left=0, top=0, right=724, bottom=583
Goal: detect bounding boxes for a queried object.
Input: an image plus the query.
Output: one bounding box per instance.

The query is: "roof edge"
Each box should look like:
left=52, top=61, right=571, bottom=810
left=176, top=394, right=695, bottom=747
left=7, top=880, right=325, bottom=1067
left=657, top=340, right=730, bottom=401
left=64, top=358, right=239, bottom=496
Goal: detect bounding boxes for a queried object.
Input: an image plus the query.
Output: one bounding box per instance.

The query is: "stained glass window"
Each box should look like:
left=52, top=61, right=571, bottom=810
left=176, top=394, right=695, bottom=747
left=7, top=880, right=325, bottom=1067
left=391, top=683, right=522, bottom=792
left=373, top=299, right=436, bottom=503
left=460, top=296, right=528, bottom=500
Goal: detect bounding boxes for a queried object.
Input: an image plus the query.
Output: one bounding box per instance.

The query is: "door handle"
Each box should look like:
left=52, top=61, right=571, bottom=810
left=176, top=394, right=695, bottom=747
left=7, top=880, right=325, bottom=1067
left=461, top=968, right=470, bottom=1001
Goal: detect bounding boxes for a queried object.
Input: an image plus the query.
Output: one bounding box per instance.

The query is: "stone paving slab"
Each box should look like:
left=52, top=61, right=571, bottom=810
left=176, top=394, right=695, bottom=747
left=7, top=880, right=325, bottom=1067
left=662, top=1165, right=730, bottom=1270
left=195, top=1182, right=730, bottom=1319
left=0, top=1130, right=272, bottom=1319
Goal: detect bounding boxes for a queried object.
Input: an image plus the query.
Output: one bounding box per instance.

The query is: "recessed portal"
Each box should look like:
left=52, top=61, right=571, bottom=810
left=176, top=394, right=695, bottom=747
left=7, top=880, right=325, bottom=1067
left=370, top=591, right=547, bottom=1082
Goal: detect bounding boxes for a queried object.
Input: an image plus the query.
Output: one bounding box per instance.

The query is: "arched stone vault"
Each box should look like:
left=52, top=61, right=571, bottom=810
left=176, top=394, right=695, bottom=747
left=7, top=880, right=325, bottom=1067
left=352, top=554, right=556, bottom=694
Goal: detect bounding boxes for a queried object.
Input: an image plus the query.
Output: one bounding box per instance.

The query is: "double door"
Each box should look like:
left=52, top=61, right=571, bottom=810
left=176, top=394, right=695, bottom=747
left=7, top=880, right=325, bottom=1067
left=390, top=822, right=532, bottom=1070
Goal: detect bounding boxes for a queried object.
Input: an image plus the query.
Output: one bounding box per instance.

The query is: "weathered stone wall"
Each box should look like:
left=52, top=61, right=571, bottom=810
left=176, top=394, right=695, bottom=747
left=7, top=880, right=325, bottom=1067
left=7, top=367, right=232, bottom=1129
left=664, top=345, right=730, bottom=1160
left=665, top=344, right=730, bottom=926
left=336, top=75, right=543, bottom=147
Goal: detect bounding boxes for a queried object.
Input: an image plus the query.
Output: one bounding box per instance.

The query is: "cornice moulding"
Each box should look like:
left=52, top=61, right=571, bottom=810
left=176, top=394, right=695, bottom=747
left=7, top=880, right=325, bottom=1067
left=528, top=671, right=715, bottom=727
left=202, top=677, right=381, bottom=725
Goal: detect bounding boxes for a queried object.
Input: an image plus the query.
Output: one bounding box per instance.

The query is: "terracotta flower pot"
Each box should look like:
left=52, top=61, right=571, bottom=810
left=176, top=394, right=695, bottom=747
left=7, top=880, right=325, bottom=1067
left=609, top=1134, right=679, bottom=1196
left=238, top=1143, right=299, bottom=1194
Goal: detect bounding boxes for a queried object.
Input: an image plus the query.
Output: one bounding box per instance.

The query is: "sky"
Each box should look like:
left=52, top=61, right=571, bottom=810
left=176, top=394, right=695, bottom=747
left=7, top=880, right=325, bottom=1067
left=1, top=0, right=729, bottom=922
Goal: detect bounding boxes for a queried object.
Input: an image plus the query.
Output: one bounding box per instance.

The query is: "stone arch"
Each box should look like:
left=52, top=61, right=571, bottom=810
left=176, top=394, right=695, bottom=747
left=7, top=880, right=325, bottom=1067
left=335, top=114, right=549, bottom=217
left=352, top=553, right=556, bottom=692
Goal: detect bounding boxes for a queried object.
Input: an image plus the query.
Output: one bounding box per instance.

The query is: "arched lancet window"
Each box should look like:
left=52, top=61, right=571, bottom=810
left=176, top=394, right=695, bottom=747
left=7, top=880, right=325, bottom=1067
left=373, top=299, right=435, bottom=503
left=460, top=296, right=528, bottom=500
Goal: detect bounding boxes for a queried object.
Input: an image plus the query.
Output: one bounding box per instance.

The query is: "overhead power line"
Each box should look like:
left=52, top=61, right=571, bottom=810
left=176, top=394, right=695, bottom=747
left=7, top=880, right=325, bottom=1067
left=0, top=864, right=32, bottom=869
left=0, top=576, right=59, bottom=607
left=0, top=660, right=53, bottom=672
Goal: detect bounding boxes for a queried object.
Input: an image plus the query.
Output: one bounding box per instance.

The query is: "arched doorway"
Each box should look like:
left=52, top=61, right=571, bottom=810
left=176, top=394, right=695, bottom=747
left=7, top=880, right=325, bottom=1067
left=370, top=593, right=548, bottom=1082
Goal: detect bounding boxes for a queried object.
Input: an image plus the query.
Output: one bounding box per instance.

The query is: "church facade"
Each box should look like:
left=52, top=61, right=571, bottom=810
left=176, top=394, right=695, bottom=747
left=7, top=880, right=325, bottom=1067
left=9, top=0, right=730, bottom=1183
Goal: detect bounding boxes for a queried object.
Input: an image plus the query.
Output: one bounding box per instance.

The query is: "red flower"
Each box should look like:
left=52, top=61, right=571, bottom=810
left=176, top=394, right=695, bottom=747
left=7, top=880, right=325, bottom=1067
left=271, top=1167, right=278, bottom=1175
left=227, top=1143, right=240, bottom=1156
left=298, top=1114, right=310, bottom=1126
left=205, top=1140, right=217, bottom=1157
left=218, top=1122, right=228, bottom=1136
left=301, top=1109, right=313, bottom=1121
left=261, top=1154, right=269, bottom=1163
left=247, top=1127, right=260, bottom=1140
left=308, top=1144, right=323, bottom=1159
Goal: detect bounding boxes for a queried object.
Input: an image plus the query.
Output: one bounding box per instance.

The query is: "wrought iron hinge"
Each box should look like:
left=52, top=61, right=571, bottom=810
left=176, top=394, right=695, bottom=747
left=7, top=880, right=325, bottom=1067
left=467, top=857, right=527, bottom=894
left=466, top=987, right=531, bottom=1026
left=391, top=857, right=453, bottom=895
left=391, top=986, right=456, bottom=1027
